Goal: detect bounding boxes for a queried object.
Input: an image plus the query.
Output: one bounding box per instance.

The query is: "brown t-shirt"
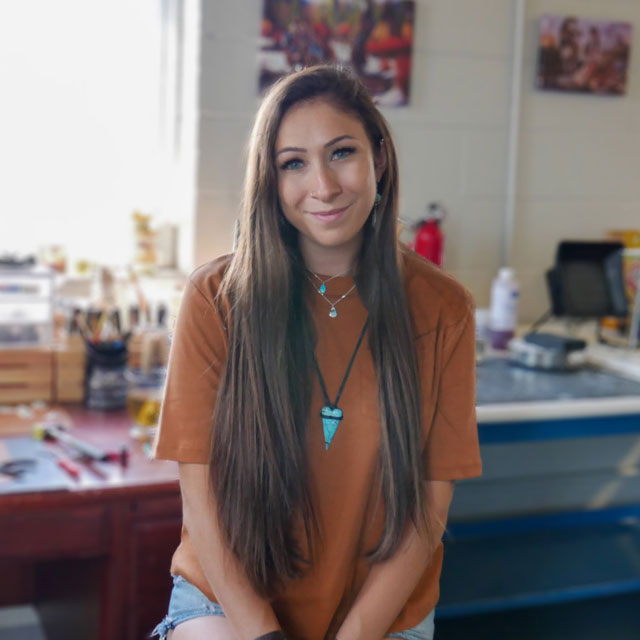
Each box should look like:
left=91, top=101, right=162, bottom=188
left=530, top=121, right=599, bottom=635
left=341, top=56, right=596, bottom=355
left=152, top=249, right=482, bottom=639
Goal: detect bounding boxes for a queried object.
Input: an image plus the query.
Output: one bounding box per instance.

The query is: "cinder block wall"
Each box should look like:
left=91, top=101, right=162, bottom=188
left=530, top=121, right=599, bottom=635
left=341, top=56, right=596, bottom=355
left=192, top=0, right=639, bottom=322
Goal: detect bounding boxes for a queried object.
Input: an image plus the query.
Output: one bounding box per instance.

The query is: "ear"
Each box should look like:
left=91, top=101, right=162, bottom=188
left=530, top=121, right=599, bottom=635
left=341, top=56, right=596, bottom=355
left=374, top=140, right=388, bottom=182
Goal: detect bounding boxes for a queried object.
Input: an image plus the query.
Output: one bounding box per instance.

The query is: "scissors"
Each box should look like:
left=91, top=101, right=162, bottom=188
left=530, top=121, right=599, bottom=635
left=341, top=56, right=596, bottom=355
left=0, top=458, right=37, bottom=479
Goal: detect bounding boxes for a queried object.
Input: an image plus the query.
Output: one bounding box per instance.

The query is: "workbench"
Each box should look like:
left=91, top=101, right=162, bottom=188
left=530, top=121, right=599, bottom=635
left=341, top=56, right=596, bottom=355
left=438, top=358, right=640, bottom=638
left=0, top=408, right=180, bottom=640
left=3, top=359, right=640, bottom=639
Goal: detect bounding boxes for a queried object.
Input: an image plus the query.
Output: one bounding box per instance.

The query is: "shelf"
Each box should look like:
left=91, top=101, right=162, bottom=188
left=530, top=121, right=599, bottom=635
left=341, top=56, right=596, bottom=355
left=438, top=518, right=640, bottom=619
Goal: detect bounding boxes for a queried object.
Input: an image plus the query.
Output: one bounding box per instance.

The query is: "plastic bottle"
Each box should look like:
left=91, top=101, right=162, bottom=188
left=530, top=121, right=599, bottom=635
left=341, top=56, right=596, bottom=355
left=489, top=267, right=520, bottom=350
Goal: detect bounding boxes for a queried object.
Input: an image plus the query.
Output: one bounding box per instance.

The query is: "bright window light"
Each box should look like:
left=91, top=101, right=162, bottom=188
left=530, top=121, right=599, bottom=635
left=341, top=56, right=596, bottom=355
left=0, top=1, right=169, bottom=270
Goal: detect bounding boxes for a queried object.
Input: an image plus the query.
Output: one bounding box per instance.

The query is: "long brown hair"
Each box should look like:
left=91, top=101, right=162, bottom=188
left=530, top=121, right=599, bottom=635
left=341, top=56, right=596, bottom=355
left=210, top=65, right=426, bottom=598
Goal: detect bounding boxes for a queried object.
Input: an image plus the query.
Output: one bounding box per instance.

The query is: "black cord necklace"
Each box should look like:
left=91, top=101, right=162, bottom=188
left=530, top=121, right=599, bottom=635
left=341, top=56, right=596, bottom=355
left=313, top=317, right=369, bottom=450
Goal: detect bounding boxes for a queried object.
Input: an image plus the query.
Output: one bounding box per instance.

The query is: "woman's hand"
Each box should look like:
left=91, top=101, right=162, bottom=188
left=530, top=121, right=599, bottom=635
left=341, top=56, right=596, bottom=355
left=179, top=463, right=283, bottom=640
left=334, top=480, right=454, bottom=640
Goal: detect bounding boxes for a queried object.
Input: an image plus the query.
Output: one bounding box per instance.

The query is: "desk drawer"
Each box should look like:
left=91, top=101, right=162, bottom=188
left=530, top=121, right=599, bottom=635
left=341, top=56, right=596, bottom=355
left=0, top=504, right=109, bottom=559
left=129, top=493, right=182, bottom=520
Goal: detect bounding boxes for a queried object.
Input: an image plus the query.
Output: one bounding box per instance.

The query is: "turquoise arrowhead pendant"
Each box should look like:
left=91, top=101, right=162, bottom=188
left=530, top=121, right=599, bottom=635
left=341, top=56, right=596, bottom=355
left=321, top=405, right=343, bottom=450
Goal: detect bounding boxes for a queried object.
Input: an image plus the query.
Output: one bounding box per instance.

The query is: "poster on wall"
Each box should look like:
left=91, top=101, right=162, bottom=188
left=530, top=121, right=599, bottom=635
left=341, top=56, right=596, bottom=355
left=259, top=0, right=415, bottom=107
left=536, top=15, right=632, bottom=95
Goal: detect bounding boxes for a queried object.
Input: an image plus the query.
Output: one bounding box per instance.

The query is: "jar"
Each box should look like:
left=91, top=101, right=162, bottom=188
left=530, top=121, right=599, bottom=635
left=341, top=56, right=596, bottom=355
left=125, top=366, right=167, bottom=441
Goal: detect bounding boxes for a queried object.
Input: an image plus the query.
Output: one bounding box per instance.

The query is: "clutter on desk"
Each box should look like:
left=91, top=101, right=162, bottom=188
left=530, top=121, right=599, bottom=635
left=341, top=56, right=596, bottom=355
left=132, top=210, right=157, bottom=274
left=0, top=252, right=36, bottom=268
left=0, top=436, right=74, bottom=494
left=0, top=457, right=36, bottom=479
left=125, top=329, right=168, bottom=442
left=489, top=267, right=520, bottom=350
left=0, top=405, right=134, bottom=493
left=126, top=365, right=166, bottom=441
left=33, top=421, right=129, bottom=467
left=508, top=333, right=587, bottom=371
left=59, top=300, right=170, bottom=412
left=503, top=240, right=634, bottom=372
left=0, top=405, right=70, bottom=437
left=0, top=263, right=54, bottom=347
left=38, top=244, right=67, bottom=274
left=605, top=229, right=640, bottom=349
left=85, top=339, right=129, bottom=410
left=0, top=313, right=171, bottom=409
left=131, top=210, right=179, bottom=274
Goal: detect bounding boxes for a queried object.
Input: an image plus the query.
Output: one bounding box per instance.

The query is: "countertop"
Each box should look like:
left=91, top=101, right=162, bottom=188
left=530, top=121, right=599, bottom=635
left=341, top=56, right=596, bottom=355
left=476, top=345, right=640, bottom=423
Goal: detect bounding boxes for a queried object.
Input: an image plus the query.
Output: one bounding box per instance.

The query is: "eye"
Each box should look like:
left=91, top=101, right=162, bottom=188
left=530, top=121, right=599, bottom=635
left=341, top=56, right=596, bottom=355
left=332, top=146, right=356, bottom=160
left=280, top=157, right=304, bottom=171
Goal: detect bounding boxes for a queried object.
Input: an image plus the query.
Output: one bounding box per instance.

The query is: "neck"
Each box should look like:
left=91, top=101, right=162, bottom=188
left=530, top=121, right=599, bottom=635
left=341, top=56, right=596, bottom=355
left=299, top=234, right=362, bottom=276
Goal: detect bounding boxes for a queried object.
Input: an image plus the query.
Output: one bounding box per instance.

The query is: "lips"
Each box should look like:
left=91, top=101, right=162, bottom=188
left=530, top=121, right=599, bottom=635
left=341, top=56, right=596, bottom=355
left=309, top=204, right=351, bottom=222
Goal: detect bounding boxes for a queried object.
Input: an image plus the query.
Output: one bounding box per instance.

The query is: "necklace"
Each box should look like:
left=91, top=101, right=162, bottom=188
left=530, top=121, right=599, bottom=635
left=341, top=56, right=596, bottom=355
left=308, top=269, right=349, bottom=295
left=306, top=274, right=357, bottom=318
left=313, top=318, right=369, bottom=449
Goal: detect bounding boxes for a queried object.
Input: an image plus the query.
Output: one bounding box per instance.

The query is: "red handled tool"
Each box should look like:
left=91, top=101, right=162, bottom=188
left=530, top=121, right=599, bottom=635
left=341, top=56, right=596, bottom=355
left=34, top=424, right=129, bottom=467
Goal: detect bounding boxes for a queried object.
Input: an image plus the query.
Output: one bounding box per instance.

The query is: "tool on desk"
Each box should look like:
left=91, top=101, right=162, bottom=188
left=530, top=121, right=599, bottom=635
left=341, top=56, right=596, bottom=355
left=43, top=449, right=81, bottom=480
left=0, top=458, right=36, bottom=479
left=509, top=333, right=587, bottom=371
left=79, top=458, right=109, bottom=479
left=33, top=424, right=129, bottom=467
left=513, top=240, right=631, bottom=372
left=0, top=438, right=77, bottom=494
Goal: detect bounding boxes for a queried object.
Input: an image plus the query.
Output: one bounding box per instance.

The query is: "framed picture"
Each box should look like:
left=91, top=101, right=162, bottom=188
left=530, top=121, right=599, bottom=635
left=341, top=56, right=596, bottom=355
left=259, top=0, right=416, bottom=107
left=536, top=15, right=632, bottom=95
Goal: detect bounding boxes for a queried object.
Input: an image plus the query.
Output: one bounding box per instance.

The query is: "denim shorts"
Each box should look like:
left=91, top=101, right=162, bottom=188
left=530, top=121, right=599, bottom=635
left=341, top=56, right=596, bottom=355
left=151, top=574, right=434, bottom=640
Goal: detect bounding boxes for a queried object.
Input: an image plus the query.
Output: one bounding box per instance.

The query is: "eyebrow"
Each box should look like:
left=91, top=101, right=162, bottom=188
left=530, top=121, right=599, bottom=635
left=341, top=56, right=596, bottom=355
left=276, top=134, right=356, bottom=157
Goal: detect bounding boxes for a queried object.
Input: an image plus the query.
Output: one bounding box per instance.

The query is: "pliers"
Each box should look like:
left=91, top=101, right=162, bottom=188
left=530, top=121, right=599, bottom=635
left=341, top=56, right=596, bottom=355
left=0, top=458, right=37, bottom=479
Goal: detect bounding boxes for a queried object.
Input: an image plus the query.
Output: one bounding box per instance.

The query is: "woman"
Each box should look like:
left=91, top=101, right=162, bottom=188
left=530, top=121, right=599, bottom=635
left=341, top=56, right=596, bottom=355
left=152, top=65, right=481, bottom=640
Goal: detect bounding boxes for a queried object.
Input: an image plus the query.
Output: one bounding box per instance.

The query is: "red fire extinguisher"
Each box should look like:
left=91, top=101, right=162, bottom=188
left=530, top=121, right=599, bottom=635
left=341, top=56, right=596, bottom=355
left=412, top=202, right=445, bottom=267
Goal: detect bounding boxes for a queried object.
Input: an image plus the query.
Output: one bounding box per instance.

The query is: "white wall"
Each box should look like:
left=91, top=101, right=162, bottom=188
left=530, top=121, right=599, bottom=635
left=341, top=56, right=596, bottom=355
left=191, top=0, right=639, bottom=322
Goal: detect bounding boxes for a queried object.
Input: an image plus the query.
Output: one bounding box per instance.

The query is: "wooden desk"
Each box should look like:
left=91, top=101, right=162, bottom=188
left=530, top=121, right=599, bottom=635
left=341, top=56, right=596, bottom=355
left=0, top=407, right=181, bottom=640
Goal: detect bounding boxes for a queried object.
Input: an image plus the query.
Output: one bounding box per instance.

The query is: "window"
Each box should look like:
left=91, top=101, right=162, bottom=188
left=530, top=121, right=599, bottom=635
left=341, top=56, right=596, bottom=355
left=0, top=1, right=178, bottom=270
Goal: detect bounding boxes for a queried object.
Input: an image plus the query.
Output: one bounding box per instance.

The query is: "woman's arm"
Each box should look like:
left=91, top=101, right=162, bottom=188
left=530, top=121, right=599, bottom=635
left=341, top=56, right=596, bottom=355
left=335, top=480, right=455, bottom=640
left=179, top=462, right=282, bottom=640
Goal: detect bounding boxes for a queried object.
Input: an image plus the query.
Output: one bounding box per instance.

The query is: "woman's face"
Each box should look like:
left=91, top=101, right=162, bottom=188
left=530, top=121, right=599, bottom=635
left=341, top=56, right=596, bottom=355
left=275, top=98, right=384, bottom=272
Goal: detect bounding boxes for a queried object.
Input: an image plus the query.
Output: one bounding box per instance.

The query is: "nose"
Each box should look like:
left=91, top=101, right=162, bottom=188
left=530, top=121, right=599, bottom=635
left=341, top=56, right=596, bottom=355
left=310, top=163, right=341, bottom=202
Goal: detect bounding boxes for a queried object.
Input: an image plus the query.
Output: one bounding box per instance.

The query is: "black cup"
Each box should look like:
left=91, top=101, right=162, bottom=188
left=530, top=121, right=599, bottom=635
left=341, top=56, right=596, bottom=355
left=84, top=341, right=129, bottom=411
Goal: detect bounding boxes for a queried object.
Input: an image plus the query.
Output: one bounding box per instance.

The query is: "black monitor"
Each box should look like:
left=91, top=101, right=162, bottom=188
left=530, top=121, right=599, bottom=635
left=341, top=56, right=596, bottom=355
left=546, top=241, right=628, bottom=318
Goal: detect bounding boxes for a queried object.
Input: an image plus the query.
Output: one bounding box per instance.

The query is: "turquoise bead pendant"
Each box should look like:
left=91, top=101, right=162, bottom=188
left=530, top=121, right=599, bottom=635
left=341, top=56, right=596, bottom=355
left=329, top=307, right=337, bottom=318
left=319, top=284, right=327, bottom=294
left=321, top=405, right=343, bottom=449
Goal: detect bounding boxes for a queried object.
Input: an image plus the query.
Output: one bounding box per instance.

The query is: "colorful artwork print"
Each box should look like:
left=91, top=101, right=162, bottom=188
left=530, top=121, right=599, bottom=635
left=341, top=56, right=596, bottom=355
left=259, top=0, right=416, bottom=107
left=536, top=15, right=632, bottom=95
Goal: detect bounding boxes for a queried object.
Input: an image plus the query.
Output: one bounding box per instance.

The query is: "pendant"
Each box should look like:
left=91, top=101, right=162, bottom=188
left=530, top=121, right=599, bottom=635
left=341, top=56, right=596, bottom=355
left=319, top=284, right=327, bottom=294
left=321, top=405, right=343, bottom=450
left=329, top=307, right=337, bottom=318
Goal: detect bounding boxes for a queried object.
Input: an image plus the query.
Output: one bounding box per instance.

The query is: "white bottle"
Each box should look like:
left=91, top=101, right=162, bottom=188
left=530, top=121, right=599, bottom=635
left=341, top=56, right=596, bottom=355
left=489, top=267, right=519, bottom=350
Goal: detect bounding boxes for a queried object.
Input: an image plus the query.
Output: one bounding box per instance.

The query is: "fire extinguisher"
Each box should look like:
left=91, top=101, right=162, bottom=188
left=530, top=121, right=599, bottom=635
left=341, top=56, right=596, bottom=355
left=412, top=202, right=446, bottom=267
